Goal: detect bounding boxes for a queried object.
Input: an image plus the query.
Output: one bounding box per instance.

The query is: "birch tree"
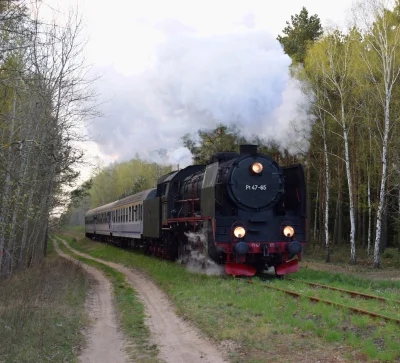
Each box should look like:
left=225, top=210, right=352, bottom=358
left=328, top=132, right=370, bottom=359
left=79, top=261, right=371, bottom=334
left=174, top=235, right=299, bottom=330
left=298, top=67, right=332, bottom=261
left=304, top=31, right=359, bottom=264
left=354, top=0, right=400, bottom=267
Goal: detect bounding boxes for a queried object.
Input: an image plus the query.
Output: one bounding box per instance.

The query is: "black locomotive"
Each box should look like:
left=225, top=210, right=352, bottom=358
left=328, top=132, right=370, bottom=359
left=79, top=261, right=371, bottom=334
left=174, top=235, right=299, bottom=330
left=85, top=145, right=307, bottom=276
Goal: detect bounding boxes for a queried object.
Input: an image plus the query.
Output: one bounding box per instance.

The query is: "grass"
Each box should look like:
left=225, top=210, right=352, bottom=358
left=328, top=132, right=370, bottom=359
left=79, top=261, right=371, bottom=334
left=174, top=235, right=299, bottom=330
left=293, top=267, right=400, bottom=292
left=267, top=278, right=400, bottom=320
left=58, top=230, right=400, bottom=362
left=54, top=237, right=159, bottom=362
left=305, top=244, right=400, bottom=269
left=0, top=240, right=88, bottom=363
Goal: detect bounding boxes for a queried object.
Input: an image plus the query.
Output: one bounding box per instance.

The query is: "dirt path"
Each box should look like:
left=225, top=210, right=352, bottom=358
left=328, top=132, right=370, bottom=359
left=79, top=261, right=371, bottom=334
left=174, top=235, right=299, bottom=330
left=57, top=237, right=227, bottom=363
left=53, top=239, right=128, bottom=363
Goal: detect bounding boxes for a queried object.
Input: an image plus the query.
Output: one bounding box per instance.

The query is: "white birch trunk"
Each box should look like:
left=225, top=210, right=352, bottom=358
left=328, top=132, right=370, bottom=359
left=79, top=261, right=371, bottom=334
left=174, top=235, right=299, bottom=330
left=322, top=118, right=330, bottom=262
left=367, top=171, right=372, bottom=257
left=342, top=103, right=356, bottom=264
left=374, top=97, right=390, bottom=268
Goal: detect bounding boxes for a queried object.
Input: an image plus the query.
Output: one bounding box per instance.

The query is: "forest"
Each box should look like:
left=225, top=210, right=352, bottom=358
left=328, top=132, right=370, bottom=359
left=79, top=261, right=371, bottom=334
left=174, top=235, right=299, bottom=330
left=0, top=1, right=97, bottom=276
left=2, top=0, right=400, bottom=277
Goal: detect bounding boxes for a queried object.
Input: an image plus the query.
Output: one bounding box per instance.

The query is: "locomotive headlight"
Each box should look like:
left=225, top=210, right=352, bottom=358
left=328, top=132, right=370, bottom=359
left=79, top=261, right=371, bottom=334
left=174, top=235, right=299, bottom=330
left=251, top=162, right=263, bottom=174
left=283, top=226, right=295, bottom=237
left=234, top=226, right=246, bottom=238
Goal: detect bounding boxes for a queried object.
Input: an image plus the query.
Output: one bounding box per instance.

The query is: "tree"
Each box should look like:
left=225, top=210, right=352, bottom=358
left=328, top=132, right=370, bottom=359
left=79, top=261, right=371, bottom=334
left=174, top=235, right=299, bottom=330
left=182, top=124, right=247, bottom=164
left=277, top=7, right=323, bottom=64
left=304, top=31, right=359, bottom=264
left=0, top=3, right=99, bottom=275
left=355, top=0, right=400, bottom=267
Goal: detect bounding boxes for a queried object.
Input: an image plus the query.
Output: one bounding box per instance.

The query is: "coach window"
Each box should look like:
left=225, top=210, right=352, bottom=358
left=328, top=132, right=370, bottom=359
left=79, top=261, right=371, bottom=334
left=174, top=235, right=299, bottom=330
left=139, top=205, right=142, bottom=221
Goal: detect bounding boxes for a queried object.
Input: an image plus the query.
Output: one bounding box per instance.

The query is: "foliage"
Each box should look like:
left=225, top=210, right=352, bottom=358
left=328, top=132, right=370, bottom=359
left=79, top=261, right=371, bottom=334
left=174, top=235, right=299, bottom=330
left=277, top=6, right=323, bottom=64
left=70, top=179, right=93, bottom=207
left=182, top=124, right=290, bottom=165
left=89, top=158, right=172, bottom=208
left=0, top=2, right=99, bottom=275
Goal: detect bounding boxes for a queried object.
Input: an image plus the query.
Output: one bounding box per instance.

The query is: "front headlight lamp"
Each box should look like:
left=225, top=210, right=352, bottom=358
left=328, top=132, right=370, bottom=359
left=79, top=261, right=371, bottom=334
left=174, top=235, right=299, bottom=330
left=251, top=162, right=263, bottom=174
left=233, top=226, right=246, bottom=238
left=283, top=226, right=295, bottom=237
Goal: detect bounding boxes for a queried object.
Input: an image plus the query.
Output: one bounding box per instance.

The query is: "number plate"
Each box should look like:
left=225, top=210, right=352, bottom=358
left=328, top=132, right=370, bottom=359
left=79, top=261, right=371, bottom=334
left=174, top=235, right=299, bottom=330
left=245, top=185, right=267, bottom=190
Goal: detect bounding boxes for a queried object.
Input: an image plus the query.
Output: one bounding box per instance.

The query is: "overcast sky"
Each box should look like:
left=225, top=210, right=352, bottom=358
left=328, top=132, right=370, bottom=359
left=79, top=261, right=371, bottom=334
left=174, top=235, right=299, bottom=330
left=42, top=0, right=354, bottom=179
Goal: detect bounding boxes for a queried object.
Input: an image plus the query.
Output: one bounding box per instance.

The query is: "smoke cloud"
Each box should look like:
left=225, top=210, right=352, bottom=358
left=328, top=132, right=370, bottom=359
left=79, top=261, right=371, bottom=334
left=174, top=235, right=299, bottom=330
left=183, top=229, right=226, bottom=276
left=88, top=29, right=311, bottom=168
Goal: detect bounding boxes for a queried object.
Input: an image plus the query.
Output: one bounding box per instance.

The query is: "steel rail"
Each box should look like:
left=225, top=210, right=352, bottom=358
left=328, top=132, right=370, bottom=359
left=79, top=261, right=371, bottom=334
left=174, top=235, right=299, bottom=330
left=245, top=280, right=400, bottom=325
left=284, top=278, right=400, bottom=304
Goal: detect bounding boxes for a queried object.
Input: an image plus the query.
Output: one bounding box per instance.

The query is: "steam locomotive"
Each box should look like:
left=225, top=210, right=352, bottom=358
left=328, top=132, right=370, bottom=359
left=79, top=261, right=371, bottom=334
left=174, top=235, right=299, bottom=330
left=85, top=145, right=307, bottom=276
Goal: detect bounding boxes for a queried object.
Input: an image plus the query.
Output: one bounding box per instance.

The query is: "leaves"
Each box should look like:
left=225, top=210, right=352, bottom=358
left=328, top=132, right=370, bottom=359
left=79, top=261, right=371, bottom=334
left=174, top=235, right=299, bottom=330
left=277, top=7, right=323, bottom=64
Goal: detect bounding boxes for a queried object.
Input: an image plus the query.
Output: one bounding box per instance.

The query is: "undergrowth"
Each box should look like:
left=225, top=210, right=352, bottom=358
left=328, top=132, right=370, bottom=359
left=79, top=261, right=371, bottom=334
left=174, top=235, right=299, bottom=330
left=0, top=241, right=88, bottom=363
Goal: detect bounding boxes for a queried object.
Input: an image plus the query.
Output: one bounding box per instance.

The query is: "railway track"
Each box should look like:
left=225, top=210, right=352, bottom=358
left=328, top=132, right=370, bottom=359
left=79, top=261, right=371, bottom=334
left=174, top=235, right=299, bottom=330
left=245, top=279, right=400, bottom=325
left=284, top=277, right=400, bottom=304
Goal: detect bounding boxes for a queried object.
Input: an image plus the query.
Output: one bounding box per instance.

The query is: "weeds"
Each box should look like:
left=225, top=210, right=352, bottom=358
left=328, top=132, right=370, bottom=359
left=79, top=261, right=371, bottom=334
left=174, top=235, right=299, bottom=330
left=0, top=247, right=88, bottom=363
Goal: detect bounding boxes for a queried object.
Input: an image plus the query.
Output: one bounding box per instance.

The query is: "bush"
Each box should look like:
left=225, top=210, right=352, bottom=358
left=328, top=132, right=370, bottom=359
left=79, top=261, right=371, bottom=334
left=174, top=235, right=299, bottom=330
left=382, top=248, right=398, bottom=259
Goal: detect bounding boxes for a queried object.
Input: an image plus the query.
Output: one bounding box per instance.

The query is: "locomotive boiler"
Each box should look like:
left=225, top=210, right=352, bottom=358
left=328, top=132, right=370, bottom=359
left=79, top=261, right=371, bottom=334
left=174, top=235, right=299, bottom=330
left=85, top=145, right=307, bottom=276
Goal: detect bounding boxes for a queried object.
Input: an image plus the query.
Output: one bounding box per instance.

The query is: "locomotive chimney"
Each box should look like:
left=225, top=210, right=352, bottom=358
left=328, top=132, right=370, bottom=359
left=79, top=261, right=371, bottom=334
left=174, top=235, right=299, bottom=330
left=240, top=144, right=258, bottom=155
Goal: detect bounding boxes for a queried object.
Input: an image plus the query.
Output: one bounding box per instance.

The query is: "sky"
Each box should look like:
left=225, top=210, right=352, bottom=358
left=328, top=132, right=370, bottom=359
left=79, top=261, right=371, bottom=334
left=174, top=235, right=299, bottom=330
left=41, top=0, right=354, bottom=180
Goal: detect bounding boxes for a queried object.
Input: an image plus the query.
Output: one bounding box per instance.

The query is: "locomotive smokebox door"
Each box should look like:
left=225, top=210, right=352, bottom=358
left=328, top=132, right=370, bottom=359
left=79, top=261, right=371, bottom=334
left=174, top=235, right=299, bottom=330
left=201, top=162, right=219, bottom=258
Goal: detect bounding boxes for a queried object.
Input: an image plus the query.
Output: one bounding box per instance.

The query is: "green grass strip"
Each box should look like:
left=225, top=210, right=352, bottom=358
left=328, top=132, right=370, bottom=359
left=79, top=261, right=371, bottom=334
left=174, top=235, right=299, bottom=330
left=55, top=238, right=159, bottom=363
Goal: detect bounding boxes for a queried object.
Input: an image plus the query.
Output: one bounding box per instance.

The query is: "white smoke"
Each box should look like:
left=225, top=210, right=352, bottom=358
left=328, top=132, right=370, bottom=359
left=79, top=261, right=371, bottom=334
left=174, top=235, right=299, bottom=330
left=183, top=229, right=226, bottom=276
left=89, top=29, right=311, bottom=166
